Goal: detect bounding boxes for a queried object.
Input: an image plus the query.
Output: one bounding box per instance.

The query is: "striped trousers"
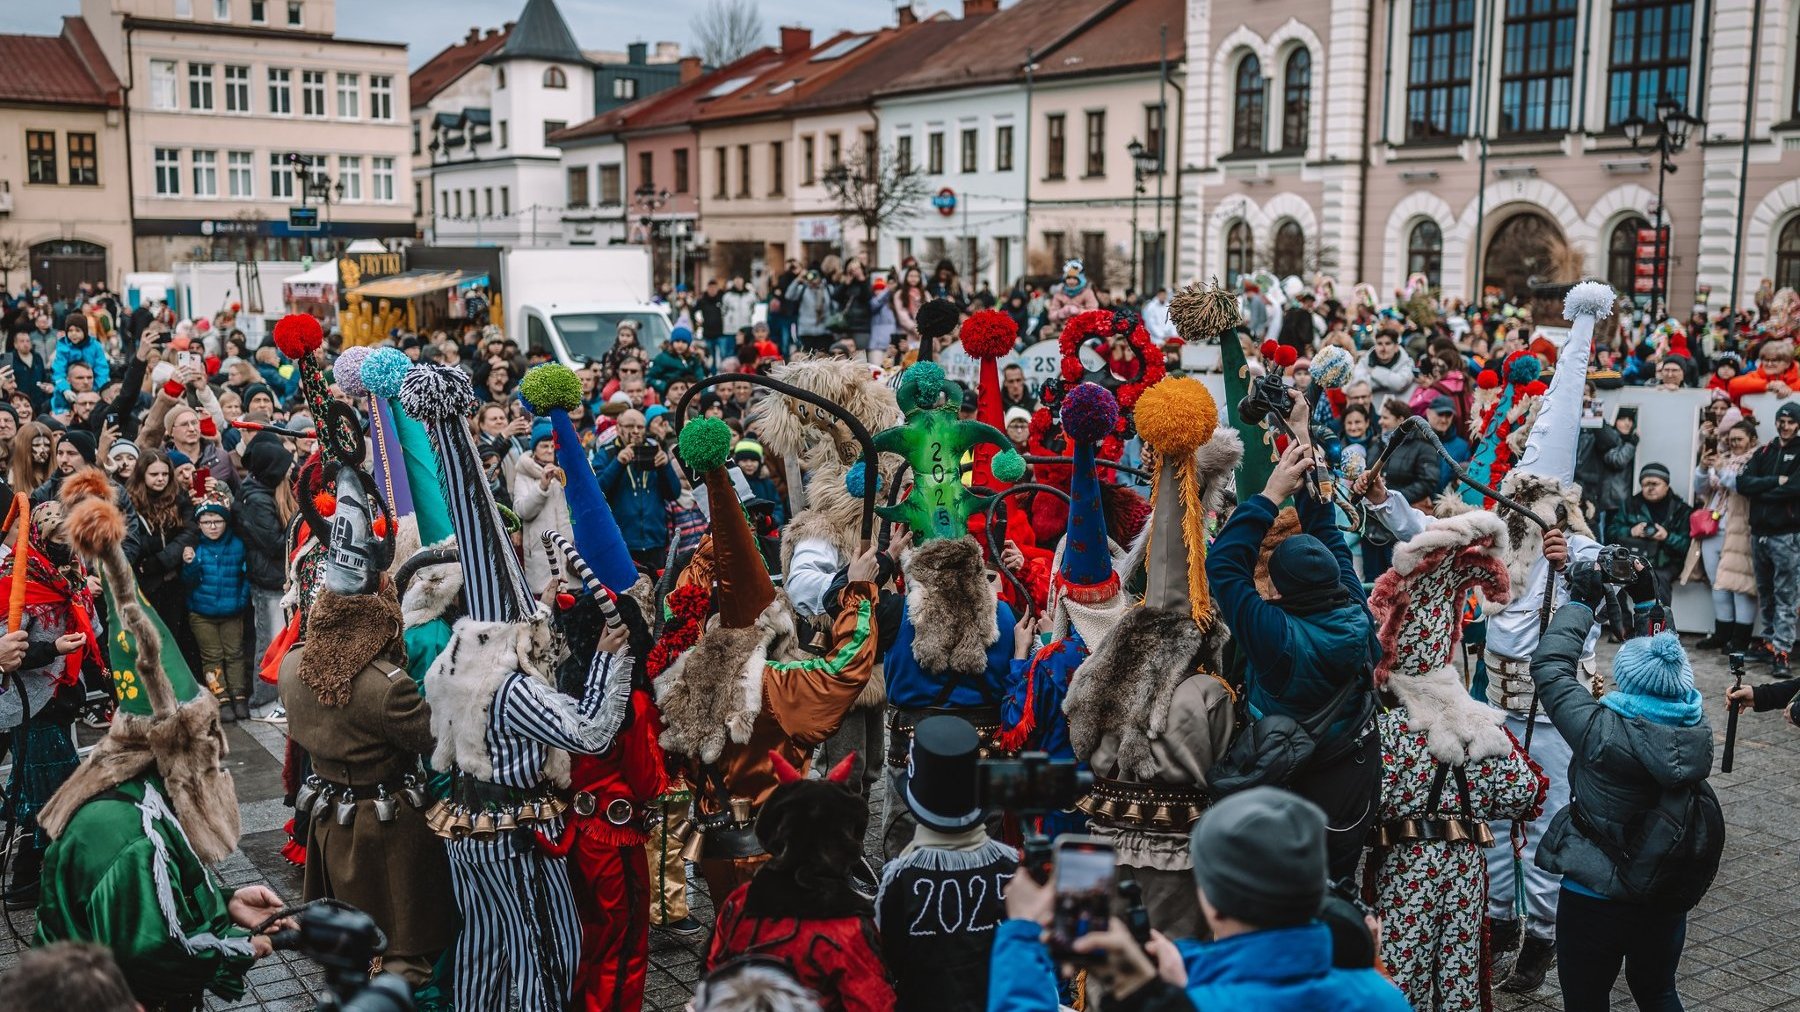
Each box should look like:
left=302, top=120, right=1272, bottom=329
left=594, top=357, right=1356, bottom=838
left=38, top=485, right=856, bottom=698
left=447, top=835, right=582, bottom=1011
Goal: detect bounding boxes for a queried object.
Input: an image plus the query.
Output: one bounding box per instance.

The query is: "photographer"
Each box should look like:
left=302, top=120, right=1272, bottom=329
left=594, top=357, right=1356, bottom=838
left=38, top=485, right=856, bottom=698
left=1206, top=400, right=1382, bottom=880
left=597, top=407, right=682, bottom=573
left=1538, top=563, right=1722, bottom=1011
left=1605, top=463, right=1691, bottom=607
left=989, top=788, right=1409, bottom=1011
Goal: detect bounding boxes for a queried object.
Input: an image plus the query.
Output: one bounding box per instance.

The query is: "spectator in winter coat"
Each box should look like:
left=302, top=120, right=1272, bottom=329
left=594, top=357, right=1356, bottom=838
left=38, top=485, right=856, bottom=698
left=1354, top=327, right=1415, bottom=409
left=1424, top=396, right=1470, bottom=491
left=50, top=314, right=108, bottom=411
left=7, top=328, right=52, bottom=413
left=1575, top=408, right=1638, bottom=534
left=1606, top=463, right=1693, bottom=606
left=1376, top=399, right=1440, bottom=506
left=236, top=435, right=292, bottom=673
left=1728, top=339, right=1798, bottom=399
left=721, top=277, right=758, bottom=336
left=598, top=408, right=683, bottom=571
left=695, top=279, right=729, bottom=366
left=124, top=451, right=200, bottom=669
left=732, top=441, right=783, bottom=526
left=512, top=425, right=572, bottom=596
left=1736, top=400, right=1800, bottom=677
left=183, top=497, right=251, bottom=722
left=647, top=328, right=707, bottom=394
left=786, top=270, right=836, bottom=353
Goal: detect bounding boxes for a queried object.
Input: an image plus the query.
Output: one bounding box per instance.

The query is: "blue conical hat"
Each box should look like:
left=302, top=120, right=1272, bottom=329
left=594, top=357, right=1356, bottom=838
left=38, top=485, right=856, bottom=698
left=518, top=363, right=638, bottom=595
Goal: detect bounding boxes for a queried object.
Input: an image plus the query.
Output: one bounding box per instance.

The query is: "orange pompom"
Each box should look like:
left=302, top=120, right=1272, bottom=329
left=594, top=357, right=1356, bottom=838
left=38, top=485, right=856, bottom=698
left=313, top=491, right=337, bottom=517
left=58, top=466, right=113, bottom=507
left=65, top=496, right=126, bottom=558
left=371, top=514, right=389, bottom=539
left=1135, top=377, right=1219, bottom=457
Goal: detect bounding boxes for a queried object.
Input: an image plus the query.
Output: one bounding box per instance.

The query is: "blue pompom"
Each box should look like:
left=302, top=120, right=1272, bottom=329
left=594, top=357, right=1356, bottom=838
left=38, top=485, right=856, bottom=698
left=845, top=460, right=881, bottom=498
left=1507, top=355, right=1542, bottom=385
left=362, top=347, right=414, bottom=400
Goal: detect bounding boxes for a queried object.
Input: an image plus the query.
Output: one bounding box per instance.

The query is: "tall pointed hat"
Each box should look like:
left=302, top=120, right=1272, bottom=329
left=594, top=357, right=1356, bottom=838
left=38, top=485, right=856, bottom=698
left=398, top=362, right=534, bottom=623
left=1134, top=377, right=1224, bottom=626
left=1056, top=382, right=1121, bottom=603
left=361, top=347, right=454, bottom=548
left=334, top=345, right=414, bottom=528
left=960, top=309, right=1019, bottom=490
left=679, top=416, right=775, bottom=627
left=1512, top=281, right=1615, bottom=484
left=519, top=362, right=638, bottom=595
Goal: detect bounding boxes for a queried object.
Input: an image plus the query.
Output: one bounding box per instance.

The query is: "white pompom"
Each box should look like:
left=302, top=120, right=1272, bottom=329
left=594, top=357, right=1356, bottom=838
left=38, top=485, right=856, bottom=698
left=1563, top=281, right=1617, bottom=320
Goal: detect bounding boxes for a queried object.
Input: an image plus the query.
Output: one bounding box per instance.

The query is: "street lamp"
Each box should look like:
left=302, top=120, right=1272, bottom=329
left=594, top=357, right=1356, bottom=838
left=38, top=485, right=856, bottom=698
left=1127, top=139, right=1159, bottom=294
left=634, top=184, right=672, bottom=283
left=1625, top=98, right=1703, bottom=320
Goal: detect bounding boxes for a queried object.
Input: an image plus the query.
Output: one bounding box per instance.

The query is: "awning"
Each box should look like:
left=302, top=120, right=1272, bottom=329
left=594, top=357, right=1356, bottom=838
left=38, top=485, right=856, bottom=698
left=282, top=262, right=337, bottom=286
left=347, top=269, right=483, bottom=300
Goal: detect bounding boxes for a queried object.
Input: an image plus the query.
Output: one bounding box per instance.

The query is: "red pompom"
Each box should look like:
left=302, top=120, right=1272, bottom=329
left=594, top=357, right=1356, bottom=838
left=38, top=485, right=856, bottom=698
left=1060, top=357, right=1085, bottom=382
left=313, top=491, right=337, bottom=517
left=1260, top=340, right=1280, bottom=359
left=229, top=301, right=241, bottom=313
left=371, top=514, right=389, bottom=539
left=204, top=356, right=221, bottom=376
left=272, top=313, right=324, bottom=359
left=959, top=309, right=1019, bottom=358
left=1476, top=369, right=1500, bottom=390
left=163, top=379, right=186, bottom=398
left=1274, top=345, right=1298, bottom=367
left=555, top=592, right=577, bottom=611
left=1523, top=380, right=1547, bottom=396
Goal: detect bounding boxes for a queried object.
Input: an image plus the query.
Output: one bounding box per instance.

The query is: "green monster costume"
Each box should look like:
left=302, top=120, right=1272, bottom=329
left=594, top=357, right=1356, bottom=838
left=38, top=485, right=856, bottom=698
left=34, top=470, right=256, bottom=1007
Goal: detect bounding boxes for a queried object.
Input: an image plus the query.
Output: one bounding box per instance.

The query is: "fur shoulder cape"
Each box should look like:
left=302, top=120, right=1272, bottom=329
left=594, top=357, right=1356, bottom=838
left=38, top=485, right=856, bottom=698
left=1066, top=605, right=1231, bottom=781
left=904, top=538, right=999, bottom=677
left=300, top=588, right=404, bottom=708
left=423, top=609, right=569, bottom=786
left=655, top=596, right=796, bottom=763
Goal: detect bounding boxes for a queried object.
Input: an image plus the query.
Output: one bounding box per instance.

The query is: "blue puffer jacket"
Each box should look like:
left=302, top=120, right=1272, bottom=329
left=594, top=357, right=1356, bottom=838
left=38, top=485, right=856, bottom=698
left=986, top=920, right=1410, bottom=1012
left=51, top=334, right=110, bottom=410
left=182, top=532, right=250, bottom=617
left=596, top=451, right=681, bottom=552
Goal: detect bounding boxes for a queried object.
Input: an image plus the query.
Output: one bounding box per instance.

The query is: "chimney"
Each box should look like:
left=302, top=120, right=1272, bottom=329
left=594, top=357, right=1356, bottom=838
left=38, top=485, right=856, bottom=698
left=679, top=56, right=703, bottom=83
left=485, top=27, right=499, bottom=38
left=628, top=41, right=647, bottom=64
left=780, top=26, right=812, bottom=54
left=655, top=41, right=680, bottom=61
left=897, top=2, right=918, bottom=26
left=962, top=0, right=998, bottom=14
left=465, top=26, right=481, bottom=44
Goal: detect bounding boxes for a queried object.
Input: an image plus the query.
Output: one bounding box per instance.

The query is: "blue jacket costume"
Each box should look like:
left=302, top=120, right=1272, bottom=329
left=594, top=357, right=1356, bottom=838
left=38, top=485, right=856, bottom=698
left=986, top=919, right=1410, bottom=1012
left=886, top=599, right=1015, bottom=710
left=51, top=334, right=110, bottom=411
left=1001, top=632, right=1085, bottom=760
left=181, top=533, right=250, bottom=617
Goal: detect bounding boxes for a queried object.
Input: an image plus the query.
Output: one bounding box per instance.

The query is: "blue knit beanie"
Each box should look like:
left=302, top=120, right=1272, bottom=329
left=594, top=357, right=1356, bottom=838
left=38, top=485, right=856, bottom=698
left=1611, top=632, right=1694, bottom=700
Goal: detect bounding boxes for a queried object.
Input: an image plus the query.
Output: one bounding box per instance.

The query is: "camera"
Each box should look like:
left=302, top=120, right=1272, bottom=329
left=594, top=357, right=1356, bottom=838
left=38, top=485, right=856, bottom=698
left=977, top=752, right=1093, bottom=815
left=1594, top=543, right=1646, bottom=584
left=267, top=900, right=414, bottom=1012
left=1235, top=370, right=1297, bottom=429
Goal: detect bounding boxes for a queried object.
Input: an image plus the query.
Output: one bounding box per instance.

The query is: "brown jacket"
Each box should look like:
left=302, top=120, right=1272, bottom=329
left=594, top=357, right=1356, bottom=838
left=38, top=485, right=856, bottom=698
left=278, top=646, right=455, bottom=958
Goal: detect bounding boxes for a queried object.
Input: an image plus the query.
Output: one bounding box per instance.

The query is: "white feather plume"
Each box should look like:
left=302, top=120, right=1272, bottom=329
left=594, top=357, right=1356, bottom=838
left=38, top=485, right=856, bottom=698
left=1563, top=281, right=1617, bottom=320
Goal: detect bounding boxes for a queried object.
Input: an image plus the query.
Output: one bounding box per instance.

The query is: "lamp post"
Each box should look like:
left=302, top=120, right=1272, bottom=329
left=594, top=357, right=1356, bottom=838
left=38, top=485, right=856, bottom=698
left=634, top=184, right=672, bottom=284
left=1623, top=97, right=1701, bottom=321
left=1126, top=139, right=1159, bottom=295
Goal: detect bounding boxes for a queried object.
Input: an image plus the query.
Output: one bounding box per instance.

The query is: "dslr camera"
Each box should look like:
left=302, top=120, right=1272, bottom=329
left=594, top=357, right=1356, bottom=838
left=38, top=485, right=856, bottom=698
left=266, top=900, right=414, bottom=1011
left=1235, top=369, right=1298, bottom=429
left=977, top=752, right=1093, bottom=816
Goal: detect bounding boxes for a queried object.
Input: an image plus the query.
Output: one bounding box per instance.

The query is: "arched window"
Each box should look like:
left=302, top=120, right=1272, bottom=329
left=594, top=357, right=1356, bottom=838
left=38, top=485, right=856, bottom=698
left=1233, top=55, right=1265, bottom=154
left=1607, top=215, right=1650, bottom=293
left=1225, top=221, right=1255, bottom=286
left=544, top=66, right=568, bottom=89
left=1408, top=220, right=1444, bottom=289
left=1281, top=49, right=1311, bottom=152
left=1273, top=221, right=1306, bottom=276
left=1778, top=216, right=1800, bottom=293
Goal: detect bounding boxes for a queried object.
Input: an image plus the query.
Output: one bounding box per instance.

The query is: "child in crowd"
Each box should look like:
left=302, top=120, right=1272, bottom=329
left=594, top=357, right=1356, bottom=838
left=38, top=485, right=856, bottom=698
left=181, top=494, right=250, bottom=721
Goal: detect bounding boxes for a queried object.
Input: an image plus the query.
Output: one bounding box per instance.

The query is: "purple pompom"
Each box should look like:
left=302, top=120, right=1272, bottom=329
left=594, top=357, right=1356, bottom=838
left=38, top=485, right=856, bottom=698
left=1061, top=382, right=1120, bottom=443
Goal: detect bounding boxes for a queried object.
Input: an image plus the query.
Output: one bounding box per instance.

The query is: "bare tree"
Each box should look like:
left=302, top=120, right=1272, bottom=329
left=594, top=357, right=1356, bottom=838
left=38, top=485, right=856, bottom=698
left=0, top=238, right=27, bottom=291
left=822, top=145, right=930, bottom=256
left=691, top=0, right=765, bottom=67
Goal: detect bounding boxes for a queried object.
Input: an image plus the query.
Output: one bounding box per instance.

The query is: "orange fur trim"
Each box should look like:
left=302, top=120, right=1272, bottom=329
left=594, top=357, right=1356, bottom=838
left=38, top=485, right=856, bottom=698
left=65, top=496, right=126, bottom=559
left=59, top=466, right=113, bottom=506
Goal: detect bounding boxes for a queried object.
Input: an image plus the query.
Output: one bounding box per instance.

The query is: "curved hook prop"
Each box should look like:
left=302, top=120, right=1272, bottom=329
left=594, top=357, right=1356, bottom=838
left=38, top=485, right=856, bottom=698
left=673, top=373, right=880, bottom=550
left=982, top=483, right=1073, bottom=616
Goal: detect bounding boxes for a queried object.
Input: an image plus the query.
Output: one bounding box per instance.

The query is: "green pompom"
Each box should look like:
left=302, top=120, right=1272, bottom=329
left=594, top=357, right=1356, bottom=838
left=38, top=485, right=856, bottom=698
left=908, top=362, right=945, bottom=400
left=679, top=417, right=735, bottom=472
left=992, top=449, right=1027, bottom=484
left=518, top=363, right=583, bottom=413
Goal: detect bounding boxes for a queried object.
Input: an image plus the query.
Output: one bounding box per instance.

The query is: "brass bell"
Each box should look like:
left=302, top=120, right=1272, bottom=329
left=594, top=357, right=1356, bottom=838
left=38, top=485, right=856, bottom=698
left=424, top=801, right=452, bottom=835
left=495, top=809, right=520, bottom=832
left=471, top=811, right=498, bottom=837
left=373, top=787, right=399, bottom=824
left=400, top=775, right=427, bottom=809
left=1443, top=820, right=1469, bottom=844
left=335, top=795, right=357, bottom=827
left=449, top=806, right=476, bottom=838
left=1397, top=818, right=1421, bottom=841
left=294, top=777, right=320, bottom=814
left=679, top=827, right=707, bottom=863
left=1121, top=800, right=1146, bottom=824
left=313, top=787, right=335, bottom=815
left=1148, top=804, right=1173, bottom=830
left=1473, top=823, right=1497, bottom=847
left=667, top=815, right=697, bottom=848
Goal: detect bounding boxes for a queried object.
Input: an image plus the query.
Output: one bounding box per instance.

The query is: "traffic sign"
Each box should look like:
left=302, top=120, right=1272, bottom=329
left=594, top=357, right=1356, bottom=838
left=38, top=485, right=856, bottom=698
left=288, top=206, right=321, bottom=231
left=932, top=187, right=957, bottom=217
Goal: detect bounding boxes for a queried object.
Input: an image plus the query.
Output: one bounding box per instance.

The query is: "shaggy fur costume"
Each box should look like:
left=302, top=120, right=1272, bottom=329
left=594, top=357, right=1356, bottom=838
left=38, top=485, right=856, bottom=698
left=1066, top=607, right=1230, bottom=782
left=424, top=608, right=569, bottom=786
left=1370, top=511, right=1515, bottom=763
left=656, top=597, right=801, bottom=763
left=903, top=538, right=999, bottom=677
left=300, top=588, right=404, bottom=708
left=400, top=554, right=463, bottom=629
left=40, top=469, right=241, bottom=865
left=749, top=359, right=903, bottom=465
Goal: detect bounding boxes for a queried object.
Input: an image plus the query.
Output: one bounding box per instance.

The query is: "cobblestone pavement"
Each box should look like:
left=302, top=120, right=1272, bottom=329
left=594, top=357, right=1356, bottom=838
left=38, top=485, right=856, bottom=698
left=2, top=636, right=1799, bottom=1010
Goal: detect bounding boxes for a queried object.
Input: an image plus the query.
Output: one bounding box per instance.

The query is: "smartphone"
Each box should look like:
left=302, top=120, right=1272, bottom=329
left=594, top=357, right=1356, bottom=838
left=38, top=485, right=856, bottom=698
left=1050, top=836, right=1115, bottom=959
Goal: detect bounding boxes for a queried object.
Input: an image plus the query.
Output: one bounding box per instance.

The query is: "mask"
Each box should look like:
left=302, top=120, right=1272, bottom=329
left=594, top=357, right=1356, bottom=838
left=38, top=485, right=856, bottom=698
left=322, top=471, right=380, bottom=596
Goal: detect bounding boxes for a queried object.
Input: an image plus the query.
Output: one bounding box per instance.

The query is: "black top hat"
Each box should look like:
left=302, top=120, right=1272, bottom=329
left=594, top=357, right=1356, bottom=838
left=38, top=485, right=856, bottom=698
left=905, top=716, right=984, bottom=832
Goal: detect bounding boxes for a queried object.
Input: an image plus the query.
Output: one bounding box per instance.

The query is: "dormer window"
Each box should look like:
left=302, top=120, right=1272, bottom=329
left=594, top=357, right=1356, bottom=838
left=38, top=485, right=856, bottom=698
left=544, top=67, right=567, bottom=89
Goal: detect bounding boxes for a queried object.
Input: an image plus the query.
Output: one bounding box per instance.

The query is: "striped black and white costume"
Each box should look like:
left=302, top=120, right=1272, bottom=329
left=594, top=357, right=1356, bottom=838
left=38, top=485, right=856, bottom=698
left=398, top=361, right=634, bottom=1012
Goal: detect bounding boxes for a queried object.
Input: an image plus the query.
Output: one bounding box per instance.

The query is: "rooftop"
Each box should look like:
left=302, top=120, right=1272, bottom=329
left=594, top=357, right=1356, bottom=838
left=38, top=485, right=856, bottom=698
left=877, top=0, right=1169, bottom=96
left=549, top=47, right=786, bottom=143
left=0, top=17, right=122, bottom=109
left=786, top=15, right=985, bottom=115
left=411, top=25, right=510, bottom=106
left=484, top=0, right=586, bottom=66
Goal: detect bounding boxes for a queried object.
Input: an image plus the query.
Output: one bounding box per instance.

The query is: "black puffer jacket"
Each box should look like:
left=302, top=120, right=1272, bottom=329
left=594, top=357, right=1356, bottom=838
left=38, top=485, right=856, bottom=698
left=237, top=435, right=294, bottom=591
left=1531, top=604, right=1717, bottom=903
left=1378, top=428, right=1441, bottom=506
left=1575, top=424, right=1637, bottom=514
left=1737, top=430, right=1800, bottom=535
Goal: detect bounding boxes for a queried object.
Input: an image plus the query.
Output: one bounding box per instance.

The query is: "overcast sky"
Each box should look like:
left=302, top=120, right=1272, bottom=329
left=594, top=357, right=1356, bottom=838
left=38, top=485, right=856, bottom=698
left=1, top=0, right=908, bottom=68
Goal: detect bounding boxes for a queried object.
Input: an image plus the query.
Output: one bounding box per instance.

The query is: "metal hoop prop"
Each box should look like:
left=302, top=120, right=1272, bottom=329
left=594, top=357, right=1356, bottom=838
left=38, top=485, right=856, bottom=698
left=672, top=373, right=881, bottom=550
left=980, top=483, right=1072, bottom=615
